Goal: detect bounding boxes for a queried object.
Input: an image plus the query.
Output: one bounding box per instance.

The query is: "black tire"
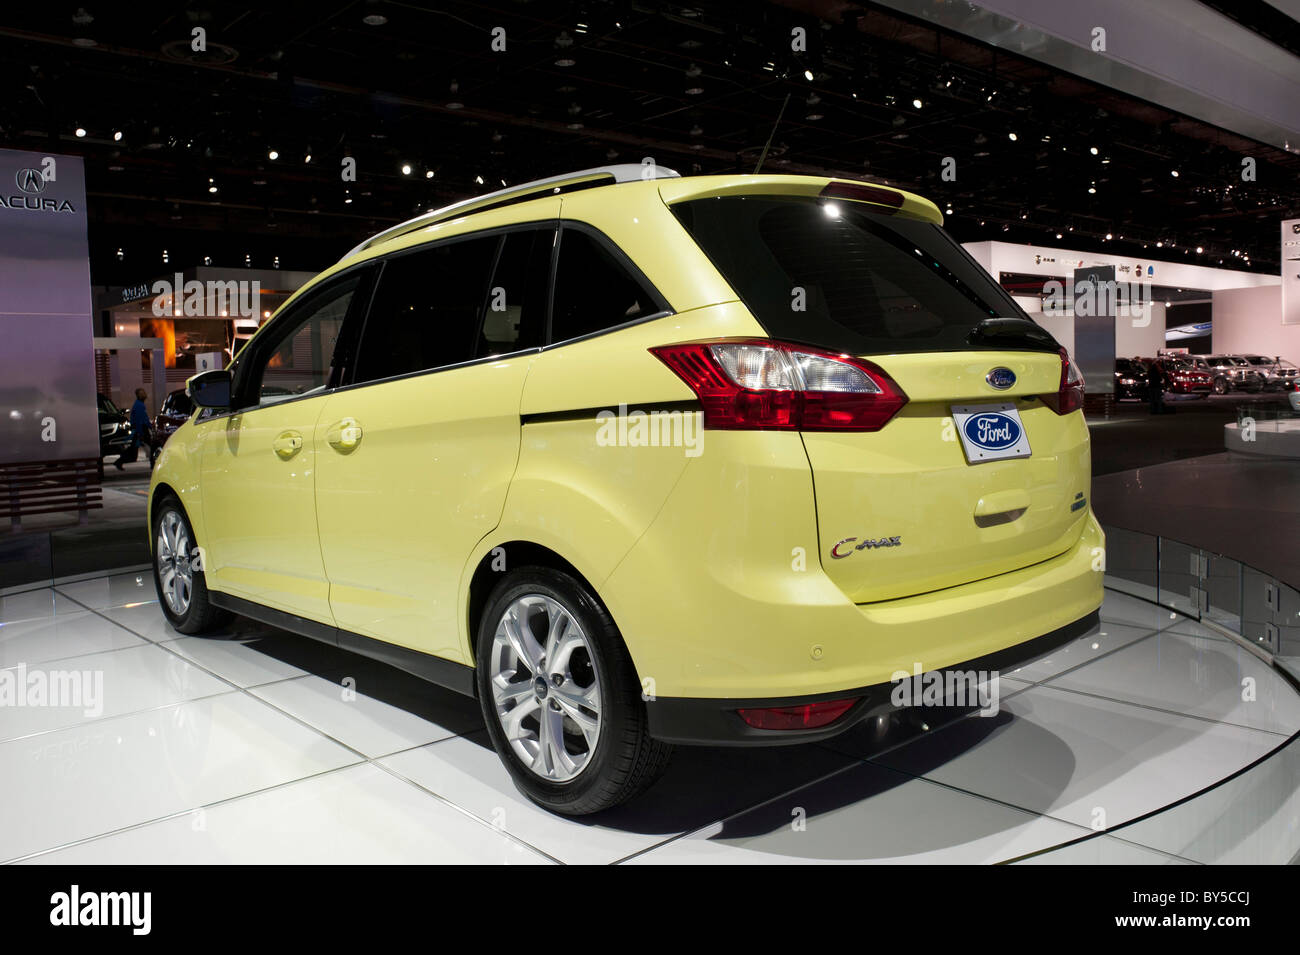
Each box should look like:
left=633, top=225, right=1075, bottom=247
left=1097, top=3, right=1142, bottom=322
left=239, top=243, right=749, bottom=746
left=151, top=494, right=229, bottom=634
left=1213, top=378, right=1229, bottom=395
left=475, top=566, right=672, bottom=815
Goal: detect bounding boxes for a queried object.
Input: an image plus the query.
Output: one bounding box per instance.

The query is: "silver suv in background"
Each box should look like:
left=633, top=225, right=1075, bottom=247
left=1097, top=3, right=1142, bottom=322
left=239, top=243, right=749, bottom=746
left=1204, top=355, right=1264, bottom=394
left=1240, top=355, right=1299, bottom=391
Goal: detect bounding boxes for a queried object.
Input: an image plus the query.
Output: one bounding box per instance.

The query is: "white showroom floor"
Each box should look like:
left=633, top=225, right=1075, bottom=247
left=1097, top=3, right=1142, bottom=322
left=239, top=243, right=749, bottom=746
left=1, top=571, right=1297, bottom=865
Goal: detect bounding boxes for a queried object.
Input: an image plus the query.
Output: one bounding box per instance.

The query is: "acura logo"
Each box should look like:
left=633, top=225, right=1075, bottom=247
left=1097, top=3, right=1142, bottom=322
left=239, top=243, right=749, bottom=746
left=15, top=168, right=46, bottom=194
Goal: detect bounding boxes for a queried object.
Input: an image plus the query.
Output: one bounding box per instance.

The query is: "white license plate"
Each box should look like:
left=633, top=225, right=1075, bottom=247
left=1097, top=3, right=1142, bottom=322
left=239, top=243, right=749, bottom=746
left=952, top=402, right=1032, bottom=464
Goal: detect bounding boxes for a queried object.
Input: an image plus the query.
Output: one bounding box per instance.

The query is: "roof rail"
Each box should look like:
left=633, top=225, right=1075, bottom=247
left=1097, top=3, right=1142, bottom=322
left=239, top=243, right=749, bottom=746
left=344, top=163, right=681, bottom=259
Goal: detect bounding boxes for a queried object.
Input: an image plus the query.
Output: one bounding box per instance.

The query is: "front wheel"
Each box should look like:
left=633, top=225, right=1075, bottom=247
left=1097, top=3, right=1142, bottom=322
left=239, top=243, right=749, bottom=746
left=476, top=566, right=672, bottom=815
left=152, top=495, right=229, bottom=634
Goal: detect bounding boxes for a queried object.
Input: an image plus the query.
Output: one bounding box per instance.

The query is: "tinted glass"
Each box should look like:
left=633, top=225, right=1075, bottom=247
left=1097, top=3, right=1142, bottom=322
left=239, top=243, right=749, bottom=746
left=477, top=229, right=551, bottom=357
left=245, top=278, right=356, bottom=406
left=354, top=236, right=498, bottom=384
left=673, top=195, right=1040, bottom=356
left=551, top=228, right=661, bottom=343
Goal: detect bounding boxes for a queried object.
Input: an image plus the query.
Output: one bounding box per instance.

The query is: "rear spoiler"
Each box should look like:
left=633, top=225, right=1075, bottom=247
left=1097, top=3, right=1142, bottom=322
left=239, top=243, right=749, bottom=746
left=657, top=174, right=943, bottom=224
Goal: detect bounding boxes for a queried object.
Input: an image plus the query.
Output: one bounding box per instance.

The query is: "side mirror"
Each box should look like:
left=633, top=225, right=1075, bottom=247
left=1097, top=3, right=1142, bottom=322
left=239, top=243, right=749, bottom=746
left=187, top=369, right=232, bottom=408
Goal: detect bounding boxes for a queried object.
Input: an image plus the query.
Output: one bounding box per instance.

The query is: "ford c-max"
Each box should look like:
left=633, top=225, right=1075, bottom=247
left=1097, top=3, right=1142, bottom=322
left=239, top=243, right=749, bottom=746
left=150, top=165, right=1103, bottom=814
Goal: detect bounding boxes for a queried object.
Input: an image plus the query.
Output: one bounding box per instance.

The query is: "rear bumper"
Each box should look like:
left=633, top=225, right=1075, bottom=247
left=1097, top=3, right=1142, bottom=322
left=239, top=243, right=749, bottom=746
left=647, top=608, right=1099, bottom=745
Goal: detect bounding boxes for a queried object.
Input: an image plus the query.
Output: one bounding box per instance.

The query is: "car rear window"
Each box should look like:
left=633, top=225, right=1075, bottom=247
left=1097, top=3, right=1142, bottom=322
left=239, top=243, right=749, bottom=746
left=671, top=195, right=1039, bottom=356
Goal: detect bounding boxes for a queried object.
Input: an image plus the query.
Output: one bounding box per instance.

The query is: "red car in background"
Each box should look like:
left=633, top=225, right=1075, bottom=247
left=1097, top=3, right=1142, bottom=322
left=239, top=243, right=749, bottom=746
left=1150, top=356, right=1212, bottom=397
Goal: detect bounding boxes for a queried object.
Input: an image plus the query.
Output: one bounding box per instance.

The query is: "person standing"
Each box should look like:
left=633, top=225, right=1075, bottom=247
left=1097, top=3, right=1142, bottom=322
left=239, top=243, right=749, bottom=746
left=1146, top=359, right=1168, bottom=415
left=115, top=388, right=155, bottom=470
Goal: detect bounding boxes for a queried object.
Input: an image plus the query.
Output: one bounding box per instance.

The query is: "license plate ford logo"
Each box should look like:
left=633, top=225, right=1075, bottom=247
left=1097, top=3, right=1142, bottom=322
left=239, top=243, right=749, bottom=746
left=963, top=412, right=1021, bottom=451
left=951, top=402, right=1032, bottom=463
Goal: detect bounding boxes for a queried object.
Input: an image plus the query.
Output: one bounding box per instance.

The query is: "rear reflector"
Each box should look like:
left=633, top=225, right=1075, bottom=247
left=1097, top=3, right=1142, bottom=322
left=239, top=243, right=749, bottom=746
left=819, top=181, right=905, bottom=210
left=650, top=338, right=908, bottom=432
left=737, top=698, right=857, bottom=731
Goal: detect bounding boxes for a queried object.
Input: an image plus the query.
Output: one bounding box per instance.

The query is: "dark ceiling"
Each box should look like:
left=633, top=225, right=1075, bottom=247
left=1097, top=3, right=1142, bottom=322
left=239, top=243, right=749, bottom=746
left=0, top=0, right=1296, bottom=285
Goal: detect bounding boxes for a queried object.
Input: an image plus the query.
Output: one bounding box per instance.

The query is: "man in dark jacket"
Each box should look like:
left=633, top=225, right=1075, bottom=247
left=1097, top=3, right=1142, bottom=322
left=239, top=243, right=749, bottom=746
left=115, top=388, right=155, bottom=469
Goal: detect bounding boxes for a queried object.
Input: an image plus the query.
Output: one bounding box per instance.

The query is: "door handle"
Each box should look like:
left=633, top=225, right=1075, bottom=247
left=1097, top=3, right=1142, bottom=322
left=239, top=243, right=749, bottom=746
left=272, top=431, right=303, bottom=459
left=326, top=418, right=363, bottom=453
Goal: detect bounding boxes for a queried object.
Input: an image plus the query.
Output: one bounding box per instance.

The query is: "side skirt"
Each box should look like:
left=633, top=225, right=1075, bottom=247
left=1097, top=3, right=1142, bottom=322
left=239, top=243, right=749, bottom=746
left=208, top=591, right=477, bottom=698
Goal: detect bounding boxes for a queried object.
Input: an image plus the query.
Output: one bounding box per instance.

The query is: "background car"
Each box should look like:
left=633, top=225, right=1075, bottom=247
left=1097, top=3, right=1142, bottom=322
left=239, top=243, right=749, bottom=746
left=1204, top=355, right=1263, bottom=394
left=153, top=389, right=195, bottom=444
left=97, top=392, right=134, bottom=459
left=1240, top=354, right=1299, bottom=391
left=1155, top=357, right=1212, bottom=397
left=1114, top=358, right=1150, bottom=400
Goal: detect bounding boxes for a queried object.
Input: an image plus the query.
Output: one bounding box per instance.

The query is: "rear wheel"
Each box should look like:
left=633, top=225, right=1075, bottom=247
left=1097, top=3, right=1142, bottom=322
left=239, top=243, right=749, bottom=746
left=152, top=495, right=229, bottom=634
left=1213, top=377, right=1229, bottom=395
left=476, top=566, right=672, bottom=815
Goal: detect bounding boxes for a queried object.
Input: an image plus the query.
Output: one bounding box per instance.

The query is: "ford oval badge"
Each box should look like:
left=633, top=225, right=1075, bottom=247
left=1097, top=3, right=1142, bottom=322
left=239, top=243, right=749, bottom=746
left=986, top=367, right=1016, bottom=390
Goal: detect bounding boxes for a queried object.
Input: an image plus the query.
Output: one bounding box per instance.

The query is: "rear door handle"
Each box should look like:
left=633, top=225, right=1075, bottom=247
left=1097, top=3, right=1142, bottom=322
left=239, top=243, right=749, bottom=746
left=272, top=430, right=303, bottom=459
left=326, top=418, right=363, bottom=453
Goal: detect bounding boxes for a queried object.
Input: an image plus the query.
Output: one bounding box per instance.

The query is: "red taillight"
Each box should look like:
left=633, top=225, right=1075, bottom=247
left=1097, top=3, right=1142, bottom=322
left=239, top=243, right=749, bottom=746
left=1043, top=347, right=1085, bottom=415
left=649, top=339, right=908, bottom=432
left=737, top=698, right=857, bottom=731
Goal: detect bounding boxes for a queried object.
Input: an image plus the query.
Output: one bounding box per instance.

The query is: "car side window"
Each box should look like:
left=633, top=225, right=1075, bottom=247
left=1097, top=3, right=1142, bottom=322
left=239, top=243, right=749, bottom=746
left=550, top=227, right=662, bottom=344
left=476, top=228, right=552, bottom=358
left=353, top=236, right=499, bottom=384
left=239, top=276, right=359, bottom=408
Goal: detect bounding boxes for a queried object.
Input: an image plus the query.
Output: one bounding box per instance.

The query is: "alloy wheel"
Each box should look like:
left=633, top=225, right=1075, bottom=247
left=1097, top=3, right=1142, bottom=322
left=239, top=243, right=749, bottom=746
left=488, top=594, right=602, bottom=782
left=156, top=509, right=194, bottom=616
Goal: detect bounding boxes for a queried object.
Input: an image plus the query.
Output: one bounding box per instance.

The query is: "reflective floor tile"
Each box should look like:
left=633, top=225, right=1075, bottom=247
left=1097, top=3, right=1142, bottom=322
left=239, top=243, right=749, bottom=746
left=1005, top=621, right=1155, bottom=685
left=55, top=572, right=159, bottom=612
left=100, top=602, right=175, bottom=643
left=1048, top=630, right=1300, bottom=736
left=1015, top=834, right=1191, bottom=864
left=1099, top=590, right=1192, bottom=633
left=625, top=762, right=1088, bottom=864
left=250, top=670, right=482, bottom=758
left=873, top=685, right=1280, bottom=831
left=0, top=588, right=82, bottom=625
left=160, top=635, right=310, bottom=689
left=0, top=692, right=357, bottom=862
left=382, top=732, right=858, bottom=865
left=24, top=763, right=549, bottom=865
left=0, top=611, right=146, bottom=669
left=0, top=643, right=231, bottom=742
left=1109, top=735, right=1300, bottom=864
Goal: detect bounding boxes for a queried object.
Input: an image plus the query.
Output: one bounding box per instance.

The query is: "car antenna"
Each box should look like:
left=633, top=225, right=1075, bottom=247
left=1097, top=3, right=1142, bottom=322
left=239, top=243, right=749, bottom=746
left=753, top=91, right=791, bottom=174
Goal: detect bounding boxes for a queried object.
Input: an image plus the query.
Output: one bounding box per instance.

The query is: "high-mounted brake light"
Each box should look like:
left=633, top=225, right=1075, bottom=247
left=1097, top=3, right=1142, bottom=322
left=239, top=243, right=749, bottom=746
left=819, top=181, right=905, bottom=210
left=737, top=698, right=857, bottom=731
left=1042, top=347, right=1085, bottom=415
left=649, top=339, right=908, bottom=432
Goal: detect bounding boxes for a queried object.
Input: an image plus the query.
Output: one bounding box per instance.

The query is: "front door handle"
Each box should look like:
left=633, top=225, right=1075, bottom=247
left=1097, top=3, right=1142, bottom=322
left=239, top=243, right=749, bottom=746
left=272, top=430, right=303, bottom=459
left=326, top=418, right=363, bottom=453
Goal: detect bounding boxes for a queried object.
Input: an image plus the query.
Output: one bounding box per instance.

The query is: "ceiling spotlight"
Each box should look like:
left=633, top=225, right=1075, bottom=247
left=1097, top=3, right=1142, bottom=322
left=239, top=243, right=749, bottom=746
left=1156, top=240, right=1163, bottom=247
left=268, top=149, right=279, bottom=160
left=1056, top=233, right=1062, bottom=239
left=1196, top=245, right=1203, bottom=253
left=401, top=163, right=412, bottom=176
left=208, top=185, right=218, bottom=193
left=363, top=14, right=388, bottom=26
left=1105, top=232, right=1112, bottom=240
left=804, top=69, right=814, bottom=81
left=474, top=175, right=484, bottom=185
left=1008, top=132, right=1018, bottom=141
left=912, top=98, right=923, bottom=109
left=1170, top=169, right=1179, bottom=177
left=1088, top=187, right=1096, bottom=194
left=304, top=153, right=312, bottom=164
left=74, top=127, right=86, bottom=138
left=1090, top=146, right=1098, bottom=155
left=555, top=58, right=575, bottom=67
left=113, top=130, right=122, bottom=142
left=425, top=170, right=434, bottom=179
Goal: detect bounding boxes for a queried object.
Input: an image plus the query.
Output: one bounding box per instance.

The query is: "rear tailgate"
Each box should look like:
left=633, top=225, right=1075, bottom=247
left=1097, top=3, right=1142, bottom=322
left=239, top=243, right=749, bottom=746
left=803, top=350, right=1091, bottom=603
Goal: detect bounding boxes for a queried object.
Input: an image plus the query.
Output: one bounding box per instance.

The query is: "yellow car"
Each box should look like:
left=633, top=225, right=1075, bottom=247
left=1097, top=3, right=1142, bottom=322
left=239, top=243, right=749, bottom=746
left=151, top=166, right=1103, bottom=815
